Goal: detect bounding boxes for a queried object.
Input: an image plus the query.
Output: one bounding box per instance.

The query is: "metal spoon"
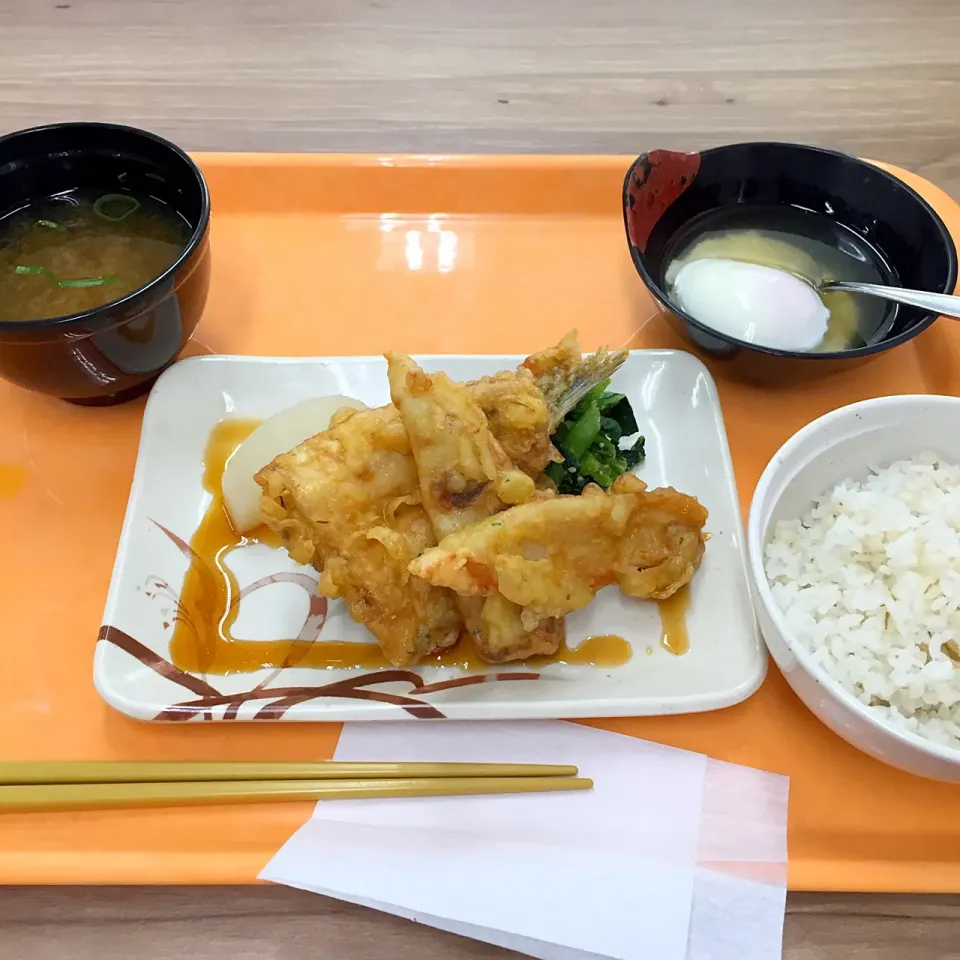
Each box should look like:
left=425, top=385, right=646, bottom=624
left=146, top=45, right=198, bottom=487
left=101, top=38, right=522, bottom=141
left=821, top=280, right=960, bottom=319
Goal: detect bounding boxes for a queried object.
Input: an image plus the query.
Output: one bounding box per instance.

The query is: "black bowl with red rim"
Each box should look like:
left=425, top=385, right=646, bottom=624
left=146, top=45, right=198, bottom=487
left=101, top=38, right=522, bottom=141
left=0, top=122, right=210, bottom=405
left=622, top=142, right=957, bottom=384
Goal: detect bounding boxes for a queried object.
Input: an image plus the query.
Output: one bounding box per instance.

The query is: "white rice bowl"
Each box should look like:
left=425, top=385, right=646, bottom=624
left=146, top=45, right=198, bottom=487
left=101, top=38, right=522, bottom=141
left=764, top=451, right=960, bottom=751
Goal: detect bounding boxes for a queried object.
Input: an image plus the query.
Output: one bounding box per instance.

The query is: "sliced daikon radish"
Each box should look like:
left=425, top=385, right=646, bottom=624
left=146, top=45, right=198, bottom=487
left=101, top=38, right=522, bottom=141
left=222, top=395, right=367, bottom=533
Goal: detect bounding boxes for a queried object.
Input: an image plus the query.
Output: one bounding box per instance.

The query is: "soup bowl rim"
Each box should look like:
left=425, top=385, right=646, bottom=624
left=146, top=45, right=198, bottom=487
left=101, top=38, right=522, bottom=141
left=622, top=140, right=959, bottom=360
left=0, top=121, right=211, bottom=333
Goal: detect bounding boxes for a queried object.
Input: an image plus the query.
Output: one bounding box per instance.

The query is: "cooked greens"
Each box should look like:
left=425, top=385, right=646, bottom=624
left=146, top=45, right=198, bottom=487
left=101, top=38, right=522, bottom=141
left=545, top=380, right=645, bottom=494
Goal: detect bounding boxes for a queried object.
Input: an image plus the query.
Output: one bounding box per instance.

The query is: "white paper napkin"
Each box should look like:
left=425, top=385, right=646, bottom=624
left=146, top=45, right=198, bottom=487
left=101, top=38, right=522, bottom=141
left=687, top=758, right=789, bottom=960
left=261, top=721, right=788, bottom=960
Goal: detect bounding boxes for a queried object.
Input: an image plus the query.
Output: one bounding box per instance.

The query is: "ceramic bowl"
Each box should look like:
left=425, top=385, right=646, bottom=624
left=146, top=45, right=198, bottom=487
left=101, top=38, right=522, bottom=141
left=0, top=122, right=211, bottom=405
left=622, top=142, right=957, bottom=384
left=747, top=394, right=960, bottom=782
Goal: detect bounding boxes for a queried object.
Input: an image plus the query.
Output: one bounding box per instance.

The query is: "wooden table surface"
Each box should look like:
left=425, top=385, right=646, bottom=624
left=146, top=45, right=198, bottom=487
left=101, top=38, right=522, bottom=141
left=3, top=0, right=960, bottom=957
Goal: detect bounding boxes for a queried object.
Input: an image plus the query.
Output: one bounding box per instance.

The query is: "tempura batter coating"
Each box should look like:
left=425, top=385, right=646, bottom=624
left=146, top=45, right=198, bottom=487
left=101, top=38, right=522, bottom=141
left=254, top=359, right=561, bottom=666
left=255, top=405, right=461, bottom=667
left=410, top=474, right=707, bottom=628
left=387, top=352, right=563, bottom=662
left=255, top=331, right=639, bottom=666
left=467, top=368, right=558, bottom=477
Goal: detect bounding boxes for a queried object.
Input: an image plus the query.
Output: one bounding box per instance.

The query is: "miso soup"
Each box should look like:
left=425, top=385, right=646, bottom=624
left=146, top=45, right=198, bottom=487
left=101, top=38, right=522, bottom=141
left=0, top=189, right=190, bottom=323
left=663, top=206, right=896, bottom=352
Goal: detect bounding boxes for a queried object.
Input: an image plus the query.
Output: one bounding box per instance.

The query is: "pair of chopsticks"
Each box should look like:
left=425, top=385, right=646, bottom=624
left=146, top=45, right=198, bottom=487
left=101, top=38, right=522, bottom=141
left=0, top=761, right=592, bottom=812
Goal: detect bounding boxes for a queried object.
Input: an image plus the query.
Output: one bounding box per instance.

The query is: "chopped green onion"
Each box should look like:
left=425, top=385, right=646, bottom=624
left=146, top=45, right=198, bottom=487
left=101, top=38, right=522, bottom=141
left=36, top=219, right=65, bottom=230
left=57, top=276, right=117, bottom=288
left=12, top=265, right=118, bottom=288
left=93, top=193, right=141, bottom=222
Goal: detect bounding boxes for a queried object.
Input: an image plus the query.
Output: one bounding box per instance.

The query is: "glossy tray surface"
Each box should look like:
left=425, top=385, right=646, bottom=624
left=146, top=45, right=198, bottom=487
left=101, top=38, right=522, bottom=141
left=3, top=153, right=960, bottom=890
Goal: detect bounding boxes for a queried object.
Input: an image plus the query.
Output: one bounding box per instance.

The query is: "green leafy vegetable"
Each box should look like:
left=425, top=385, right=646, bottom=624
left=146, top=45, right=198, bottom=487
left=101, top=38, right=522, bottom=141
left=548, top=384, right=645, bottom=495
left=545, top=460, right=589, bottom=495
left=599, top=416, right=622, bottom=443
left=556, top=401, right=601, bottom=460
left=603, top=396, right=638, bottom=436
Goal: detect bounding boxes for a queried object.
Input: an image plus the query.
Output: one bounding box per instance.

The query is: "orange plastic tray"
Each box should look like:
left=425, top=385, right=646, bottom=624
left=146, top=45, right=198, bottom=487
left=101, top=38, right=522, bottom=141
left=3, top=153, right=960, bottom=891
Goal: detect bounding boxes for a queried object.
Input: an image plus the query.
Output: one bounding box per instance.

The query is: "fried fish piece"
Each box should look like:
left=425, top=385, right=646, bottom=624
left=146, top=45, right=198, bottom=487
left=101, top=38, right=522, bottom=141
left=410, top=474, right=707, bottom=628
left=467, top=368, right=558, bottom=477
left=257, top=331, right=629, bottom=665
left=386, top=353, right=536, bottom=531
left=256, top=404, right=462, bottom=667
left=521, top=330, right=630, bottom=431
left=386, top=352, right=564, bottom=662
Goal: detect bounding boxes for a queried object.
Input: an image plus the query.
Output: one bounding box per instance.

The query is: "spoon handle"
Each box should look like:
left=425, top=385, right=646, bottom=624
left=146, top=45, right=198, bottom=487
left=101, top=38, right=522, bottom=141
left=823, top=281, right=960, bottom=319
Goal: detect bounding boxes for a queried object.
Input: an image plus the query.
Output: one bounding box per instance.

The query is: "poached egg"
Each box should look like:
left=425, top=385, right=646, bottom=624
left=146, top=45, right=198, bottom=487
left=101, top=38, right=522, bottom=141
left=669, top=258, right=831, bottom=352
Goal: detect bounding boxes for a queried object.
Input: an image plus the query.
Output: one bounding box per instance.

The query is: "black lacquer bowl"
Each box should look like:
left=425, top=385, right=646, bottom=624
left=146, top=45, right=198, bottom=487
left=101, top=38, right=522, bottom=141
left=0, top=122, right=211, bottom=404
left=622, top=142, right=958, bottom=384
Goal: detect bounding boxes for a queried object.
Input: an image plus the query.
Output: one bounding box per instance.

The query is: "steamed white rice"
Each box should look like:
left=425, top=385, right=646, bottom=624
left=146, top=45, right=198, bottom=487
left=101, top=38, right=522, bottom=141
left=764, top=451, right=960, bottom=751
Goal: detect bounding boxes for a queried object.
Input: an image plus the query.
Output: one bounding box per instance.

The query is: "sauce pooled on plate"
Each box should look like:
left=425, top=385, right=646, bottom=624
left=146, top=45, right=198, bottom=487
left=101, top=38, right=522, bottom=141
left=169, top=420, right=641, bottom=675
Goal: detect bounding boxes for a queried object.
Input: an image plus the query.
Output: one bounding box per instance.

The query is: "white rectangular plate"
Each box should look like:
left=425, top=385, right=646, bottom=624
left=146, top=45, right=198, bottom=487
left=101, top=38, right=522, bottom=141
left=94, top=351, right=765, bottom=722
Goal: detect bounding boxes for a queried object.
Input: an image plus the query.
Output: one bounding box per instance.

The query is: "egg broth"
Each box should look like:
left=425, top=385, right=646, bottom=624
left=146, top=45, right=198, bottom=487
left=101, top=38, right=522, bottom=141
left=0, top=189, right=189, bottom=323
left=663, top=205, right=895, bottom=352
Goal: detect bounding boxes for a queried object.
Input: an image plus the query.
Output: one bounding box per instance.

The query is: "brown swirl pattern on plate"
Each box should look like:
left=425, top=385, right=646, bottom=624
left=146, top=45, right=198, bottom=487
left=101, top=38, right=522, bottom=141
left=98, top=517, right=540, bottom=721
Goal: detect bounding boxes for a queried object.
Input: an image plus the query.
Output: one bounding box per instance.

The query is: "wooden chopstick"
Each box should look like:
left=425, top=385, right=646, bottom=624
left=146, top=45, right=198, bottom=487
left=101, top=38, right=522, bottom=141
left=0, top=777, right=593, bottom=812
left=0, top=761, right=579, bottom=785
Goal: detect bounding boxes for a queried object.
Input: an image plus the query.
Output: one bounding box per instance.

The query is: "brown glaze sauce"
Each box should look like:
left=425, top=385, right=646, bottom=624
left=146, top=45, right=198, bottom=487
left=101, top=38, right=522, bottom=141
left=658, top=584, right=691, bottom=656
left=170, top=420, right=684, bottom=675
